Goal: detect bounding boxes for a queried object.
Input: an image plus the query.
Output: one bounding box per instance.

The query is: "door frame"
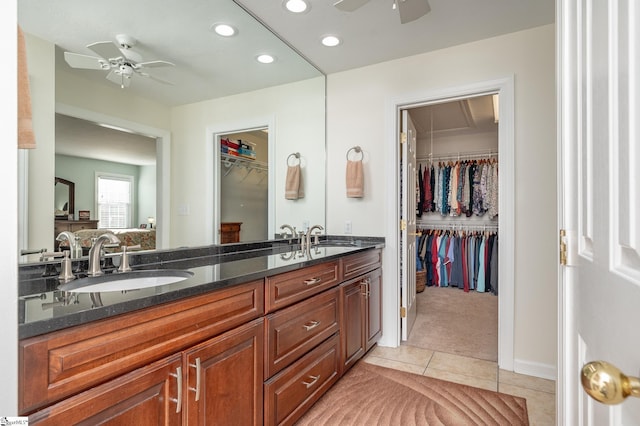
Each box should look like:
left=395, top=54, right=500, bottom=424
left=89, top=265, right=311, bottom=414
left=53, top=103, right=171, bottom=249
left=383, top=76, right=515, bottom=370
left=205, top=115, right=275, bottom=245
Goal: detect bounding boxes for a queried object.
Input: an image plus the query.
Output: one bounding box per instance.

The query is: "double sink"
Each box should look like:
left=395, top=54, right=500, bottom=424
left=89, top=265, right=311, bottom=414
left=57, top=239, right=364, bottom=294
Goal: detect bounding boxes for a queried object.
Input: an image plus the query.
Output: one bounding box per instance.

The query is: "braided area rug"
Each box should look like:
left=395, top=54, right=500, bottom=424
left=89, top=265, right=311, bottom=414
left=296, top=362, right=528, bottom=425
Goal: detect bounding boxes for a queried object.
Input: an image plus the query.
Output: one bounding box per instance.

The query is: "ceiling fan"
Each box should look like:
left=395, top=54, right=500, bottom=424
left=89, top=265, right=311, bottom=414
left=334, top=0, right=431, bottom=24
left=63, top=34, right=175, bottom=89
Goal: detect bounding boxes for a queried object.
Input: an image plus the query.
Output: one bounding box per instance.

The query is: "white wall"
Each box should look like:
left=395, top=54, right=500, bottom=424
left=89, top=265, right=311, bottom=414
left=138, top=164, right=156, bottom=227
left=3, top=4, right=18, bottom=413
left=56, top=69, right=171, bottom=130
left=24, top=33, right=55, bottom=253
left=326, top=24, right=557, bottom=373
left=169, top=77, right=325, bottom=248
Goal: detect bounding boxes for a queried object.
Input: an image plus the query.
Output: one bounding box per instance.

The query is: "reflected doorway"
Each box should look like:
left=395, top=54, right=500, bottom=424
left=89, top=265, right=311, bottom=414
left=218, top=129, right=269, bottom=243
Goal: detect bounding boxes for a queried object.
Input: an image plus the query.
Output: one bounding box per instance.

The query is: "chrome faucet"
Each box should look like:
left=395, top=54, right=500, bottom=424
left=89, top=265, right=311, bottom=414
left=306, top=224, right=324, bottom=249
left=87, top=233, right=120, bottom=277
left=56, top=231, right=80, bottom=259
left=280, top=224, right=296, bottom=242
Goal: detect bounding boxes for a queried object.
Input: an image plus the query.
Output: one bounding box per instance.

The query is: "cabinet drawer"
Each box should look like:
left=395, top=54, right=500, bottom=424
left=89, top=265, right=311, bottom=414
left=19, top=280, right=264, bottom=414
left=341, top=249, right=382, bottom=281
left=266, top=261, right=340, bottom=312
left=264, top=334, right=340, bottom=426
left=265, top=288, right=339, bottom=378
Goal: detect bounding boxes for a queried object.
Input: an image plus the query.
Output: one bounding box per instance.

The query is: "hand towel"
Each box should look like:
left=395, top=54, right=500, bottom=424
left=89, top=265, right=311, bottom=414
left=18, top=26, right=36, bottom=149
left=346, top=159, right=364, bottom=198
left=285, top=164, right=304, bottom=199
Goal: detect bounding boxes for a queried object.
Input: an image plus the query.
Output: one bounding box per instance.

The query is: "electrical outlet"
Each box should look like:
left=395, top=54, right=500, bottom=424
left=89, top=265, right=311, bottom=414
left=344, top=220, right=352, bottom=234
left=178, top=204, right=190, bottom=216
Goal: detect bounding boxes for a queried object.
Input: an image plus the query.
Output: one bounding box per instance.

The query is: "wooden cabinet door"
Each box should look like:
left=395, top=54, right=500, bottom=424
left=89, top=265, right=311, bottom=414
left=365, top=268, right=383, bottom=351
left=184, top=318, right=264, bottom=426
left=339, top=278, right=365, bottom=373
left=29, top=354, right=182, bottom=425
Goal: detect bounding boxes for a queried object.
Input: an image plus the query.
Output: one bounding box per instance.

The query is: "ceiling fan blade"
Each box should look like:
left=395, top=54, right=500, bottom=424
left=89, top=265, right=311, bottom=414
left=333, top=0, right=370, bottom=12
left=64, top=52, right=107, bottom=70
left=137, top=71, right=174, bottom=85
left=398, top=0, right=431, bottom=24
left=106, top=69, right=131, bottom=88
left=87, top=41, right=124, bottom=60
left=136, top=60, right=175, bottom=69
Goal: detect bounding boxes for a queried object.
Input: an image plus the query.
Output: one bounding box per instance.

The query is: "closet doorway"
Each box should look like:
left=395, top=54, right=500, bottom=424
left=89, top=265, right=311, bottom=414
left=398, top=90, right=509, bottom=366
left=217, top=128, right=269, bottom=243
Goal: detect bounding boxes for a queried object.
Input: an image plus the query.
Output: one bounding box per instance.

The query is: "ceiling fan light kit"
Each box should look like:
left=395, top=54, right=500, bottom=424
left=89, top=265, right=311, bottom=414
left=63, top=34, right=175, bottom=89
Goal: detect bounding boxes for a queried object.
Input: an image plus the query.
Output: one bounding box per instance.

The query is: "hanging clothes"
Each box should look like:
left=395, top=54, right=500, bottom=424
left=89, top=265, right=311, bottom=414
left=416, top=227, right=498, bottom=296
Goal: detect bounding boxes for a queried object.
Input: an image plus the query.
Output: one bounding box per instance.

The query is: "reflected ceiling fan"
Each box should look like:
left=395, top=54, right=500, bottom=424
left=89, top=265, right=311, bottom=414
left=63, top=34, right=175, bottom=88
left=334, top=0, right=431, bottom=24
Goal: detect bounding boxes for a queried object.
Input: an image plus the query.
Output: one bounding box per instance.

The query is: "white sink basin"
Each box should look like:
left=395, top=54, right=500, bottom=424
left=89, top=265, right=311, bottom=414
left=58, top=269, right=194, bottom=293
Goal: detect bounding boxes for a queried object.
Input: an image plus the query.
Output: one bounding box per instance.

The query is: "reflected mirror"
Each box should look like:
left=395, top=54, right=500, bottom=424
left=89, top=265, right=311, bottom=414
left=18, top=0, right=326, bottom=261
left=54, top=177, right=74, bottom=220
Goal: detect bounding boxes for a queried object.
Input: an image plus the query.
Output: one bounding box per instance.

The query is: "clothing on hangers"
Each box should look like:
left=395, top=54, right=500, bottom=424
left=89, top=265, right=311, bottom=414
left=416, top=156, right=498, bottom=219
left=416, top=227, right=498, bottom=295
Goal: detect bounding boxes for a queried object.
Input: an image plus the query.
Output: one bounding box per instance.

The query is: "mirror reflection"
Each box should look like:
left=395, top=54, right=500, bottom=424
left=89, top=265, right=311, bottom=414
left=54, top=177, right=74, bottom=220
left=18, top=0, right=326, bottom=262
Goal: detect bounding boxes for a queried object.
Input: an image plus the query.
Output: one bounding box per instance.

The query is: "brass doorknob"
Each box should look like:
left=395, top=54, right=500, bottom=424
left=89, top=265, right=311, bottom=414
left=581, top=361, right=640, bottom=405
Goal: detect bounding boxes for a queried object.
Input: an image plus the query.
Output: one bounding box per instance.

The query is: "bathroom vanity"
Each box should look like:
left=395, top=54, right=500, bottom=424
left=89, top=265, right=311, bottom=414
left=18, top=237, right=383, bottom=425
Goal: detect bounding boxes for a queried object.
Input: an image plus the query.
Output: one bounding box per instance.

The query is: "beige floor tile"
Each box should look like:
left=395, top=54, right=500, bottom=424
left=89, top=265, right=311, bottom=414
left=499, top=383, right=556, bottom=426
left=499, top=369, right=556, bottom=394
left=370, top=344, right=434, bottom=368
left=423, top=368, right=498, bottom=392
left=362, top=355, right=426, bottom=375
left=427, top=351, right=498, bottom=382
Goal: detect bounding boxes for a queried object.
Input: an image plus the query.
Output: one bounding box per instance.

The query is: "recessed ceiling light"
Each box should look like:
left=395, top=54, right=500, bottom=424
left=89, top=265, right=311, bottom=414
left=256, top=54, right=275, bottom=64
left=283, top=0, right=309, bottom=13
left=211, top=23, right=237, bottom=37
left=321, top=35, right=341, bottom=47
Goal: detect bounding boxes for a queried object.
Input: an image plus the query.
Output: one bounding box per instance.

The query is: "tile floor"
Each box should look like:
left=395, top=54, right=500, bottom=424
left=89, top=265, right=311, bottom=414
left=363, top=344, right=556, bottom=425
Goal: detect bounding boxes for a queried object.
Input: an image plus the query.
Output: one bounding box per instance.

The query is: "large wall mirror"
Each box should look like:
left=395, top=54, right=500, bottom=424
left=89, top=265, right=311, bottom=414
left=18, top=0, right=326, bottom=261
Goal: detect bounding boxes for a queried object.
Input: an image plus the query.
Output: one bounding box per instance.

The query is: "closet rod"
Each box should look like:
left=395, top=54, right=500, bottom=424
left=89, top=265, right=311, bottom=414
left=417, top=221, right=499, bottom=230
left=417, top=150, right=498, bottom=162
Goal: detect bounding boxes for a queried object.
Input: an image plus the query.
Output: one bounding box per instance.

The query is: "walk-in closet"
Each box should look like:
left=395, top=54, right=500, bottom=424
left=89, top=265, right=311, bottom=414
left=402, top=94, right=499, bottom=363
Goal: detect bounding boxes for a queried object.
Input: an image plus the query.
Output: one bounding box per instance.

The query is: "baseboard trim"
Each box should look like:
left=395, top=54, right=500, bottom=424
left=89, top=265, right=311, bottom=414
left=513, top=358, right=557, bottom=381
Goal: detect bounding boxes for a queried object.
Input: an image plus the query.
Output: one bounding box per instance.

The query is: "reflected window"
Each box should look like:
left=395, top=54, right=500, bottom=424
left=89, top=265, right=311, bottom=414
left=97, top=174, right=133, bottom=228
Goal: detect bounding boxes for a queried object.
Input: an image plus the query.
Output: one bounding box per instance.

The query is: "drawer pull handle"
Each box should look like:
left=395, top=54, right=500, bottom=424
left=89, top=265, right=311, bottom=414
left=302, top=374, right=320, bottom=389
left=169, top=366, right=182, bottom=413
left=189, top=357, right=202, bottom=402
left=304, top=277, right=321, bottom=285
left=361, top=280, right=370, bottom=297
left=303, top=320, right=321, bottom=331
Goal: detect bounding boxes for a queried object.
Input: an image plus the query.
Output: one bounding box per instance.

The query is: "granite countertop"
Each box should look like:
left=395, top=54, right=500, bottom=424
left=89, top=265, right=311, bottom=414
left=18, top=236, right=384, bottom=340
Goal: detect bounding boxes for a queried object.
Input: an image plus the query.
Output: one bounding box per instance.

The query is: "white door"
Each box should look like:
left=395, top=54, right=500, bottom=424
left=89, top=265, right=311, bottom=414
left=558, top=0, right=640, bottom=424
left=401, top=109, right=417, bottom=340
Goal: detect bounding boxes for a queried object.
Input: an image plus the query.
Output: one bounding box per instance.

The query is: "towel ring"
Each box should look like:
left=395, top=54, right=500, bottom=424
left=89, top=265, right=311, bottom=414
left=346, top=146, right=363, bottom=161
left=287, top=152, right=300, bottom=166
